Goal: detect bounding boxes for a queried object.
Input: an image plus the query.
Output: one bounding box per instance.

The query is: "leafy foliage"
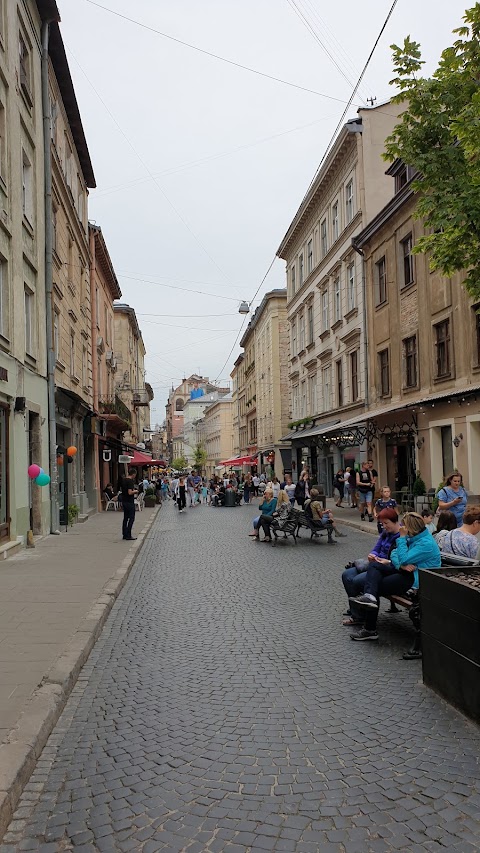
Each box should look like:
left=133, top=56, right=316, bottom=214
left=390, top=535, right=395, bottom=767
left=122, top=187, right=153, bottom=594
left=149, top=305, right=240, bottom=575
left=193, top=443, right=208, bottom=471
left=412, top=472, right=427, bottom=497
left=384, top=6, right=480, bottom=298
left=172, top=456, right=188, bottom=471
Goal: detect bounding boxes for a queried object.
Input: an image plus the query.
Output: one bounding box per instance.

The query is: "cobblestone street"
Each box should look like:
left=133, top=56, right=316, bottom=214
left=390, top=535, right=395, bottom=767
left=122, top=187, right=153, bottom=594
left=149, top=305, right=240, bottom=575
left=2, top=502, right=480, bottom=853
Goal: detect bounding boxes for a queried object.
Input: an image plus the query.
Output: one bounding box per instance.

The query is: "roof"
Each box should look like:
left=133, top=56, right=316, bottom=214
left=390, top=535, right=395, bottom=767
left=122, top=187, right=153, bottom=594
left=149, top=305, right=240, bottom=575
left=276, top=118, right=362, bottom=259
left=240, top=288, right=287, bottom=347
left=89, top=224, right=122, bottom=300
left=280, top=420, right=341, bottom=443
left=114, top=303, right=142, bottom=340
left=36, top=0, right=60, bottom=23
left=48, top=21, right=96, bottom=188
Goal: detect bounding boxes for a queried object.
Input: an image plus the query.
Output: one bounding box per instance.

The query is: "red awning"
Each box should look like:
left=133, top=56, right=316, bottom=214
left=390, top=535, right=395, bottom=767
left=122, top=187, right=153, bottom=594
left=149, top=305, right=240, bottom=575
left=151, top=459, right=167, bottom=467
left=220, top=454, right=257, bottom=466
left=129, top=450, right=153, bottom=465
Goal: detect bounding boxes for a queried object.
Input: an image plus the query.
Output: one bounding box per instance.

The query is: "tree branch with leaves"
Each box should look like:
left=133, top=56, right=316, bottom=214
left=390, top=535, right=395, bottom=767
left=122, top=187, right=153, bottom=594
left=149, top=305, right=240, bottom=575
left=384, top=5, right=480, bottom=299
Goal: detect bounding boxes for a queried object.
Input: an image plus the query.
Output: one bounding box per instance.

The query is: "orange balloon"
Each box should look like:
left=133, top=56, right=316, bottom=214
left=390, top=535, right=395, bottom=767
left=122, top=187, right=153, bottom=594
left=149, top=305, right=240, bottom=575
left=67, top=446, right=77, bottom=457
left=57, top=456, right=64, bottom=466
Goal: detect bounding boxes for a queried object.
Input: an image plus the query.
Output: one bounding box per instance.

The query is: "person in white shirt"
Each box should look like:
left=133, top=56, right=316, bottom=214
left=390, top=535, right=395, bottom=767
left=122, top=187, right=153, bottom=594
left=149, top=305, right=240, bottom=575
left=252, top=474, right=260, bottom=496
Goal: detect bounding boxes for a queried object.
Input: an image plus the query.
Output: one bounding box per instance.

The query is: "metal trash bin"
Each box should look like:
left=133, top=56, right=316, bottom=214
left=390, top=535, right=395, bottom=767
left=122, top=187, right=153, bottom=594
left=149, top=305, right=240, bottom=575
left=224, top=489, right=236, bottom=507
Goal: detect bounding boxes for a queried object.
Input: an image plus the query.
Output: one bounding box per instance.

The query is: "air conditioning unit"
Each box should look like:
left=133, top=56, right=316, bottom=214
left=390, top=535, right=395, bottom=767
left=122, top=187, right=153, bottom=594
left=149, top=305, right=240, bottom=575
left=105, top=349, right=113, bottom=364
left=111, top=357, right=117, bottom=372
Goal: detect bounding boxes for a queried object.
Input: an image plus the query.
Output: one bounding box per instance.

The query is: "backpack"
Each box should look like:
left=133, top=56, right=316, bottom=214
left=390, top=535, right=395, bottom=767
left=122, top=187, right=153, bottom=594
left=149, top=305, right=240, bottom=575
left=303, top=499, right=313, bottom=519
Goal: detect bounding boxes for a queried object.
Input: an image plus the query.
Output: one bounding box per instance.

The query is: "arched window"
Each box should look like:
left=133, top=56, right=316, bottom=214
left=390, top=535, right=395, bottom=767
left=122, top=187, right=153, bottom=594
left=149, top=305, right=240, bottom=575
left=175, top=398, right=184, bottom=411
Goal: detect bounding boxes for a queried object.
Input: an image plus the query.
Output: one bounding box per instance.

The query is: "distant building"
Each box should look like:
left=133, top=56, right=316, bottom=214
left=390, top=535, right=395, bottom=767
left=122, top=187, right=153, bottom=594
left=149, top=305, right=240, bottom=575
left=114, top=304, right=153, bottom=446
left=203, top=394, right=234, bottom=477
left=165, top=375, right=229, bottom=460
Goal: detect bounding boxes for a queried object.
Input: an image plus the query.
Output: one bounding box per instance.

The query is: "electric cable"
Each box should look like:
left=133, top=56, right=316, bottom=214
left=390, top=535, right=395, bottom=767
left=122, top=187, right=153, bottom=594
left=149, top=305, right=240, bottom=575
left=117, top=274, right=242, bottom=302
left=66, top=45, right=234, bottom=287
left=82, top=0, right=366, bottom=105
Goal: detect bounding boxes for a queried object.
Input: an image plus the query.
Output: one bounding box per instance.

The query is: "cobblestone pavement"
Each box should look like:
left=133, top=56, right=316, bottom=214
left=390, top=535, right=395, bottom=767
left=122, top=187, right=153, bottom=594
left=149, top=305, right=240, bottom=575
left=2, top=502, right=480, bottom=853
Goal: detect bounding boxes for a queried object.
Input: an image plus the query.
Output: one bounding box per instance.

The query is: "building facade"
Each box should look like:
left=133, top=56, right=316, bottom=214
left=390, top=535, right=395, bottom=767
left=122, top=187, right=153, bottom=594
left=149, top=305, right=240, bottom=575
left=277, top=103, right=403, bottom=489
left=0, top=0, right=56, bottom=551
left=89, top=224, right=125, bottom=507
left=352, top=163, right=480, bottom=495
left=113, top=304, right=152, bottom=449
left=165, top=375, right=229, bottom=461
left=48, top=22, right=96, bottom=524
left=203, top=394, right=234, bottom=477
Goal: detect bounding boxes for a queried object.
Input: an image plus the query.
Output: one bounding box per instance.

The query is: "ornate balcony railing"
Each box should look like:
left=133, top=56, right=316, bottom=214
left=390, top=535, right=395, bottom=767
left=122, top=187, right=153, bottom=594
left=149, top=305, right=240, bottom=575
left=98, top=394, right=131, bottom=426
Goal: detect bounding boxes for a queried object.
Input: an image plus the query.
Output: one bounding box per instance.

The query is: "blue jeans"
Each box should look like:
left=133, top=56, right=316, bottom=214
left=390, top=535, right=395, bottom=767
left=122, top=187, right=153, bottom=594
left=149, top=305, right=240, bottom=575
left=341, top=561, right=369, bottom=598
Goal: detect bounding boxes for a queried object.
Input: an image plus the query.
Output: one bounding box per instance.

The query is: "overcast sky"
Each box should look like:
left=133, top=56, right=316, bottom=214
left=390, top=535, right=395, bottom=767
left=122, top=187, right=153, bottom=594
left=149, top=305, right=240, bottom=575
left=59, top=0, right=469, bottom=425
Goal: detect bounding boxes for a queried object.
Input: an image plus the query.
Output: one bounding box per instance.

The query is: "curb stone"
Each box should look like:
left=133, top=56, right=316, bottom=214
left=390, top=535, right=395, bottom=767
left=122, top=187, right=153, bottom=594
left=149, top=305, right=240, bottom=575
left=0, top=505, right=160, bottom=842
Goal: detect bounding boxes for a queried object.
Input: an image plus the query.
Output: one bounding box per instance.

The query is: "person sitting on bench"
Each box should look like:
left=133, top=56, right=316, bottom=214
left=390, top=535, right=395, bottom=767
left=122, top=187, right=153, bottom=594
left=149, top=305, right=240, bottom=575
left=305, top=490, right=346, bottom=538
left=342, top=508, right=401, bottom=625
left=434, top=505, right=480, bottom=559
left=348, top=512, right=440, bottom=642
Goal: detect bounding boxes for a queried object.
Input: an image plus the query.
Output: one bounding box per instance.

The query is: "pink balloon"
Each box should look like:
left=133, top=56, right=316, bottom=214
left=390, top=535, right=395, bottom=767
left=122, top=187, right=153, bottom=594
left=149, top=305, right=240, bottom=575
left=28, top=464, right=41, bottom=479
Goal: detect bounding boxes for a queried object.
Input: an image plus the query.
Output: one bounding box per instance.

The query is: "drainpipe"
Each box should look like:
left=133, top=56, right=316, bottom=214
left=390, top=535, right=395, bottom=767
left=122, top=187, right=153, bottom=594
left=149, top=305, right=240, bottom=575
left=89, top=227, right=101, bottom=509
left=41, top=21, right=59, bottom=534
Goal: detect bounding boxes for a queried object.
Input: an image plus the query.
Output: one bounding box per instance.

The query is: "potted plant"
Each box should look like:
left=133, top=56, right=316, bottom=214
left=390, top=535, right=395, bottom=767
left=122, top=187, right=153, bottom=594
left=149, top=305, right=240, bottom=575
left=143, top=486, right=156, bottom=508
left=412, top=471, right=427, bottom=512
left=68, top=504, right=79, bottom=525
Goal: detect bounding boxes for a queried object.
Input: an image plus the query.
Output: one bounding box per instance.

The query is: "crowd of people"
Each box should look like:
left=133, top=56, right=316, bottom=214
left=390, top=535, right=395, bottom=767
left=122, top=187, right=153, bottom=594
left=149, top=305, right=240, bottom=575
left=341, top=470, right=480, bottom=647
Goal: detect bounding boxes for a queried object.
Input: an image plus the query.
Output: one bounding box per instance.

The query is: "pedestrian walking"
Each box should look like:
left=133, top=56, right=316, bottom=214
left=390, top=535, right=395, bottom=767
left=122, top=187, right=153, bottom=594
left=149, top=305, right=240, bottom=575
left=121, top=467, right=138, bottom=541
left=186, top=471, right=195, bottom=507
left=243, top=473, right=252, bottom=503
left=177, top=476, right=187, bottom=512
left=356, top=461, right=374, bottom=522
left=252, top=474, right=260, bottom=496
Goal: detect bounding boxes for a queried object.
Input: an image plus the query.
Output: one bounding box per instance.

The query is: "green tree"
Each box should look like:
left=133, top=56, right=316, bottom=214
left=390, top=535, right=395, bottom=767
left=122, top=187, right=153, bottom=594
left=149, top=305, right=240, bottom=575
left=193, top=443, right=208, bottom=472
left=172, top=455, right=188, bottom=471
left=384, top=5, right=480, bottom=298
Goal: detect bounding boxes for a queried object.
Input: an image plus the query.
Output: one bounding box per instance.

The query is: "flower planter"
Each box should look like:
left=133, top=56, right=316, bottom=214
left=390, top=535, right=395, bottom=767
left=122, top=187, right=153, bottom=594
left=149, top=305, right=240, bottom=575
left=420, top=568, right=480, bottom=722
left=144, top=496, right=156, bottom=507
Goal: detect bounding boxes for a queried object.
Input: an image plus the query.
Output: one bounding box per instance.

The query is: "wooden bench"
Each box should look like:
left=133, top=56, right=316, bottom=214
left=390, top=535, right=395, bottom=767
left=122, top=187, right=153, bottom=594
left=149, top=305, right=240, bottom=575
left=295, top=510, right=335, bottom=544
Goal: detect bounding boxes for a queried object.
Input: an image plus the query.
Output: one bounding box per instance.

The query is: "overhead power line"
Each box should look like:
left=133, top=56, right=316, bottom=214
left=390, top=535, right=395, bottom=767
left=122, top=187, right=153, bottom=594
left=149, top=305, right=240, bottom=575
left=83, top=0, right=367, bottom=105
left=118, top=274, right=241, bottom=302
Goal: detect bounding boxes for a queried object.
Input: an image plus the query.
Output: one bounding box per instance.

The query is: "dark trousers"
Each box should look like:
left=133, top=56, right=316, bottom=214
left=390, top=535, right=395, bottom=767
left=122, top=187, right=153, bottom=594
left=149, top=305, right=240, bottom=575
left=177, top=487, right=186, bottom=510
left=259, top=514, right=274, bottom=537
left=350, top=563, right=413, bottom=629
left=122, top=503, right=135, bottom=539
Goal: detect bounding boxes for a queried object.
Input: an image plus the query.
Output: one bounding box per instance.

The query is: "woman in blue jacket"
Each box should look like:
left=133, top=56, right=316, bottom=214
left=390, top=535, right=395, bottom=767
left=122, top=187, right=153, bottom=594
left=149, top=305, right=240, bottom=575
left=249, top=489, right=277, bottom=541
left=349, top=513, right=440, bottom=641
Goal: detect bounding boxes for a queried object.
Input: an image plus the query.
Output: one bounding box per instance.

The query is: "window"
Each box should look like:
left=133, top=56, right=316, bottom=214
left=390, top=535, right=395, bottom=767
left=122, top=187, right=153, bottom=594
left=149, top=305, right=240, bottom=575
left=345, top=179, right=354, bottom=223
left=332, top=201, right=339, bottom=242
left=65, top=137, right=73, bottom=189
left=104, top=305, right=109, bottom=342
left=299, top=253, right=304, bottom=286
left=350, top=350, right=358, bottom=402
left=375, top=256, right=387, bottom=306
left=322, top=366, right=331, bottom=412
left=434, top=319, right=450, bottom=378
left=307, top=239, right=313, bottom=274
left=395, top=164, right=408, bottom=193
left=379, top=349, right=390, bottom=396
left=334, top=275, right=341, bottom=321
left=291, top=264, right=296, bottom=295
left=82, top=346, right=87, bottom=387
left=308, top=374, right=317, bottom=414
left=49, top=97, right=58, bottom=144
left=307, top=304, right=314, bottom=345
left=401, top=234, right=414, bottom=287
left=70, top=330, right=75, bottom=376
left=320, top=219, right=328, bottom=258
left=347, top=262, right=356, bottom=311
left=0, top=103, right=6, bottom=179
left=22, top=150, right=33, bottom=222
left=300, top=380, right=306, bottom=416
left=19, top=32, right=32, bottom=105
left=298, top=313, right=305, bottom=351
left=291, top=317, right=297, bottom=357
left=95, top=286, right=99, bottom=328
left=53, top=310, right=59, bottom=361
left=24, top=286, right=34, bottom=355
left=292, top=384, right=299, bottom=418
left=403, top=335, right=418, bottom=388
left=474, top=306, right=480, bottom=366
left=0, top=257, right=8, bottom=339
left=321, top=289, right=329, bottom=332
left=336, top=359, right=343, bottom=407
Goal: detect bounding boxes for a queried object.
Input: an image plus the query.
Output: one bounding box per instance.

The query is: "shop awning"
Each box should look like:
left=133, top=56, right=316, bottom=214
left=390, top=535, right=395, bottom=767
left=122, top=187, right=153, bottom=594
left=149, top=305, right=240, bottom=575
left=151, top=459, right=167, bottom=467
left=220, top=454, right=258, bottom=466
left=129, top=450, right=153, bottom=465
left=280, top=420, right=340, bottom=443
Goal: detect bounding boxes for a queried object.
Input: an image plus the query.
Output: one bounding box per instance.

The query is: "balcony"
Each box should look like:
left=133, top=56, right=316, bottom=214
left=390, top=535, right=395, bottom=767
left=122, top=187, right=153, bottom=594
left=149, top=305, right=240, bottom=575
left=98, top=394, right=131, bottom=428
left=132, top=389, right=151, bottom=407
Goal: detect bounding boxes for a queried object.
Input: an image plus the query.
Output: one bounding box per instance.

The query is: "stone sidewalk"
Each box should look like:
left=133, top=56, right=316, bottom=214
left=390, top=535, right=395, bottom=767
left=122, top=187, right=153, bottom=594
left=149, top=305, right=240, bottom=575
left=0, top=504, right=159, bottom=835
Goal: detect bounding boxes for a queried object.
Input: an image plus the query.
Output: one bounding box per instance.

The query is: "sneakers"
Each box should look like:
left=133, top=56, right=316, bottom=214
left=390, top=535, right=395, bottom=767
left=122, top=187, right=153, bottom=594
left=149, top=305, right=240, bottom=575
left=351, top=628, right=379, bottom=641
left=348, top=593, right=378, bottom=609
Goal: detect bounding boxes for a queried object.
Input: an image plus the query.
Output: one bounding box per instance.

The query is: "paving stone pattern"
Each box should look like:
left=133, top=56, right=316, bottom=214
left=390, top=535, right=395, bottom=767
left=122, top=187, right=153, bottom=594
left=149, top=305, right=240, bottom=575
left=2, top=503, right=480, bottom=852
